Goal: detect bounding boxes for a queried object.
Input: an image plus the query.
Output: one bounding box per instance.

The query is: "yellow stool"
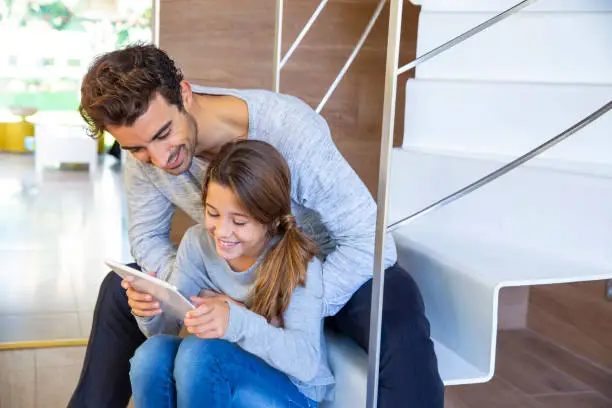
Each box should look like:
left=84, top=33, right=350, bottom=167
left=0, top=123, right=5, bottom=150
left=3, top=120, right=35, bottom=153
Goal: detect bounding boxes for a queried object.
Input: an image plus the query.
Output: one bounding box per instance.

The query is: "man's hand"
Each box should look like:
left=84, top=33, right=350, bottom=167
left=184, top=296, right=230, bottom=339
left=199, top=289, right=246, bottom=308
left=199, top=290, right=282, bottom=327
left=121, top=272, right=162, bottom=317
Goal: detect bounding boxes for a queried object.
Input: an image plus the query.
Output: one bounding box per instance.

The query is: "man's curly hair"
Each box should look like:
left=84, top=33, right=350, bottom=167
left=79, top=43, right=184, bottom=138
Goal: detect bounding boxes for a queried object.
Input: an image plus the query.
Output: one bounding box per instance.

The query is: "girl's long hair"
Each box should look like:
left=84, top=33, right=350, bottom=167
left=202, top=140, right=317, bottom=326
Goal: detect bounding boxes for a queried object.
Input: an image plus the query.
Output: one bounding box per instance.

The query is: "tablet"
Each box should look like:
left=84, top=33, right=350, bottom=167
left=105, top=259, right=195, bottom=320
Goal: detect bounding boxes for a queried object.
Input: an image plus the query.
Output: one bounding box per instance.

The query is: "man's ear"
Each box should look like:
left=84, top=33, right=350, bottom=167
left=180, top=80, right=193, bottom=110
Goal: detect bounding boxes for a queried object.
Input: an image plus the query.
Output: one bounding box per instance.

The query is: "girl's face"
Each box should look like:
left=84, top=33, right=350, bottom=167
left=204, top=181, right=269, bottom=270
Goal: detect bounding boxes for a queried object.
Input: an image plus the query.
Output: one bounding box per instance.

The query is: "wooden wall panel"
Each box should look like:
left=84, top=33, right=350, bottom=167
left=498, top=287, right=529, bottom=330
left=527, top=281, right=612, bottom=371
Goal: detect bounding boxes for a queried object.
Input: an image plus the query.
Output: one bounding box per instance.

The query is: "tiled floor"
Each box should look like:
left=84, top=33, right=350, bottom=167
left=0, top=153, right=131, bottom=344
left=0, top=345, right=135, bottom=408
left=0, top=330, right=609, bottom=408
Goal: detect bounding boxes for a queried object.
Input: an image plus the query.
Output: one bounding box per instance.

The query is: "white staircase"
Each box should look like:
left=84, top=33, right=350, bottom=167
left=324, top=1, right=612, bottom=406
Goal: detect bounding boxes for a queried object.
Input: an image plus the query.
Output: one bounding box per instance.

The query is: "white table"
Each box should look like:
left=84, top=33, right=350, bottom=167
left=34, top=123, right=99, bottom=177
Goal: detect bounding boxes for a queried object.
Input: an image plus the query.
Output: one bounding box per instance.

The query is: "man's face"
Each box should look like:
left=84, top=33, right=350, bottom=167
left=108, top=93, right=197, bottom=175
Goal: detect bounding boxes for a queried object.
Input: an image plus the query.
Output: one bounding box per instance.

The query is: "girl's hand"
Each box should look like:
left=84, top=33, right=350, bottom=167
left=184, top=296, right=230, bottom=339
left=122, top=272, right=161, bottom=317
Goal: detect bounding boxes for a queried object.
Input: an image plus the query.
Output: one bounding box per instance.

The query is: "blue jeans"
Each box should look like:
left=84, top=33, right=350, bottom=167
left=130, top=335, right=318, bottom=408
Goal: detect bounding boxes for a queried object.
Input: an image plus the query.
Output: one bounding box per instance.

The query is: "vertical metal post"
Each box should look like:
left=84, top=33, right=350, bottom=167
left=152, top=0, right=160, bottom=46
left=366, top=0, right=403, bottom=407
left=273, top=0, right=284, bottom=93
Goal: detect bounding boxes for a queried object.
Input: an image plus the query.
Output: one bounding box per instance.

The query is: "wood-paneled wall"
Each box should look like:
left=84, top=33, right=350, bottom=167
left=159, top=0, right=420, bottom=195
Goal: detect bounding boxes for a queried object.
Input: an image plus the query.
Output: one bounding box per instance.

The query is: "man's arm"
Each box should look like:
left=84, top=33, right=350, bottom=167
left=282, top=99, right=397, bottom=316
left=124, top=155, right=177, bottom=281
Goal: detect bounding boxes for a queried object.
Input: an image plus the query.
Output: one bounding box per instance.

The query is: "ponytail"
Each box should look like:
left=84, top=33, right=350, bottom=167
left=250, top=214, right=317, bottom=327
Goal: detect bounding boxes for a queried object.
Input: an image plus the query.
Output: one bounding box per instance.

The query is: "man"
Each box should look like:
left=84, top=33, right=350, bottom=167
left=69, top=44, right=443, bottom=408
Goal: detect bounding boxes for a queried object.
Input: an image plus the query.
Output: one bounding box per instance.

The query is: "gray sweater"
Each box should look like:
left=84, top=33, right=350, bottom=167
left=125, top=85, right=397, bottom=317
left=137, top=225, right=335, bottom=402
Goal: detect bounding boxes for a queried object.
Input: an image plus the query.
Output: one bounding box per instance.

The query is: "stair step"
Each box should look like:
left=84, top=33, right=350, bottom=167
left=391, top=227, right=612, bottom=391
left=322, top=330, right=487, bottom=408
left=388, top=149, right=612, bottom=267
left=396, top=228, right=612, bottom=288
left=412, top=0, right=612, bottom=12
left=402, top=79, right=612, bottom=169
left=414, top=11, right=612, bottom=83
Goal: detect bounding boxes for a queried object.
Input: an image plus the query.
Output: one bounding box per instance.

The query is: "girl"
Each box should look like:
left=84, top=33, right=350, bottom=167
left=128, top=140, right=334, bottom=407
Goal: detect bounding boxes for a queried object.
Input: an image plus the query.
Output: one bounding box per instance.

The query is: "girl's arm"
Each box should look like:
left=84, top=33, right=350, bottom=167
left=221, top=258, right=325, bottom=382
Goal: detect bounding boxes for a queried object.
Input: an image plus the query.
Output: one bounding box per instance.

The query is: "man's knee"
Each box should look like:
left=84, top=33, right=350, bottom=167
left=383, top=265, right=426, bottom=317
left=100, top=262, right=141, bottom=296
left=100, top=271, right=124, bottom=298
left=99, top=263, right=141, bottom=306
left=380, top=266, right=433, bottom=353
left=94, top=271, right=135, bottom=325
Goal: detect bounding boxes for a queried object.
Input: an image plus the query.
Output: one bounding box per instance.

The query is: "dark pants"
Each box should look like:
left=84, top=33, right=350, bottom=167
left=68, top=263, right=443, bottom=408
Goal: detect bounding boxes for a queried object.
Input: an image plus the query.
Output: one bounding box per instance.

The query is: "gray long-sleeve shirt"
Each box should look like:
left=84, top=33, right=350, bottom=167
left=137, top=225, right=335, bottom=402
left=125, top=85, right=397, bottom=317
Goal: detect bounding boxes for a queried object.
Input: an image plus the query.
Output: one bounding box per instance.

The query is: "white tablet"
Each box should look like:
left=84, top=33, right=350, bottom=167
left=105, top=259, right=195, bottom=320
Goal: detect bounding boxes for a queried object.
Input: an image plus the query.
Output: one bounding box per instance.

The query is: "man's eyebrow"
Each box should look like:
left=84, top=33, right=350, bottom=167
left=150, top=121, right=172, bottom=142
left=120, top=121, right=172, bottom=150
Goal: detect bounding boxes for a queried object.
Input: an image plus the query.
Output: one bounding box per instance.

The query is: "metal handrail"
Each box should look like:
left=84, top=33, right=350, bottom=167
left=272, top=0, right=386, bottom=111
left=273, top=0, right=329, bottom=92
left=280, top=0, right=329, bottom=69
left=276, top=0, right=538, bottom=105
left=275, top=0, right=538, bottom=101
left=397, top=0, right=538, bottom=76
left=316, top=0, right=386, bottom=113
left=388, top=101, right=612, bottom=232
